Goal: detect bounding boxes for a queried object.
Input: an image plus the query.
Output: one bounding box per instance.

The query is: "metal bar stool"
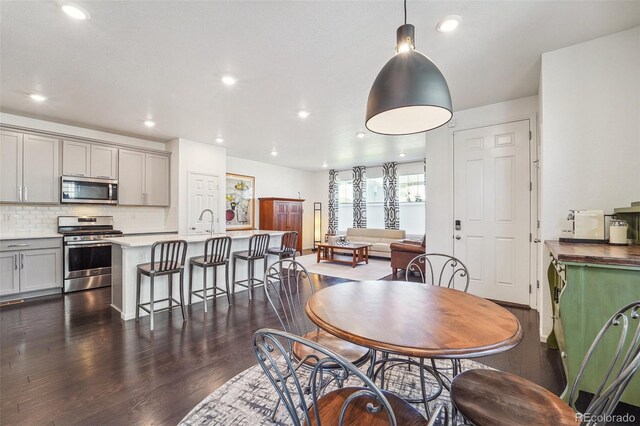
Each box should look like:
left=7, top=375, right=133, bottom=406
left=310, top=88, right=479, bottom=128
left=188, top=236, right=232, bottom=310
left=231, top=233, right=270, bottom=300
left=266, top=231, right=298, bottom=261
left=136, top=240, right=188, bottom=331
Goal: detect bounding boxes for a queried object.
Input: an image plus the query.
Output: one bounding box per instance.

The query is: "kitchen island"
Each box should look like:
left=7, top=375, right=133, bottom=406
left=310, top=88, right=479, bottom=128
left=107, top=230, right=283, bottom=321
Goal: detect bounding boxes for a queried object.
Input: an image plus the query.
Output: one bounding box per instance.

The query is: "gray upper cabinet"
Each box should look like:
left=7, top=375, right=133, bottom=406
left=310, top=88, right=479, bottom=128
left=119, top=149, right=169, bottom=206
left=144, top=153, right=170, bottom=206
left=62, top=140, right=118, bottom=179
left=0, top=130, right=22, bottom=203
left=90, top=144, right=118, bottom=179
left=62, top=140, right=91, bottom=177
left=1, top=130, right=59, bottom=204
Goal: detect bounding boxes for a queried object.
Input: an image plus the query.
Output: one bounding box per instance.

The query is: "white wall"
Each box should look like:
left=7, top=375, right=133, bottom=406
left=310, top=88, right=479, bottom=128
left=227, top=156, right=319, bottom=249
left=0, top=112, right=166, bottom=151
left=538, top=27, right=640, bottom=337
left=424, top=95, right=539, bottom=254
left=169, top=138, right=226, bottom=234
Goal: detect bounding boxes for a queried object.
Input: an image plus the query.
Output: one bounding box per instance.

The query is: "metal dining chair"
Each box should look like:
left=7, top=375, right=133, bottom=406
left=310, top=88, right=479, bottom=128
left=253, top=328, right=435, bottom=426
left=451, top=301, right=640, bottom=426
left=189, top=236, right=232, bottom=309
left=136, top=240, right=188, bottom=331
left=263, top=259, right=371, bottom=421
left=231, top=233, right=270, bottom=300
left=373, top=253, right=471, bottom=415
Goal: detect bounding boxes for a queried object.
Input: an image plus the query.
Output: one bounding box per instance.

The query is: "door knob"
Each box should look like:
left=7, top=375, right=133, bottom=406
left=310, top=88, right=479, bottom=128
left=455, top=235, right=461, bottom=240
left=190, top=226, right=196, bottom=230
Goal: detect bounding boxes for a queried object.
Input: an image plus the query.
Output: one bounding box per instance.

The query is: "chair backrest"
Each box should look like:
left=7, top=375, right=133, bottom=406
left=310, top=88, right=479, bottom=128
left=150, top=240, right=188, bottom=272
left=203, top=236, right=231, bottom=264
left=264, top=259, right=315, bottom=337
left=248, top=233, right=270, bottom=257
left=253, top=328, right=397, bottom=426
left=569, top=301, right=640, bottom=423
left=406, top=253, right=470, bottom=292
left=280, top=231, right=298, bottom=253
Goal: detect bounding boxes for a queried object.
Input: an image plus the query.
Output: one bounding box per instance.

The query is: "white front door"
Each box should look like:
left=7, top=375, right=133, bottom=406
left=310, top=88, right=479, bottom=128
left=453, top=120, right=531, bottom=305
left=188, top=172, right=219, bottom=234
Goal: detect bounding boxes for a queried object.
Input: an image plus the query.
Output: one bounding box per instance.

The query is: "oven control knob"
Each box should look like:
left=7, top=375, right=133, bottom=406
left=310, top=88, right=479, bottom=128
left=73, top=236, right=79, bottom=241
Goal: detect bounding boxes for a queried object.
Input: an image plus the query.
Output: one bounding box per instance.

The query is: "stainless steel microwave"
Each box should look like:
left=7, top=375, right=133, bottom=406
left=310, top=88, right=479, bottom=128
left=61, top=176, right=118, bottom=205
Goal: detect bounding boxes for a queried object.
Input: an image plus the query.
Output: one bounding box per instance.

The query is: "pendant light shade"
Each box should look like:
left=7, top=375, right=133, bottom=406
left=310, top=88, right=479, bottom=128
left=366, top=23, right=453, bottom=135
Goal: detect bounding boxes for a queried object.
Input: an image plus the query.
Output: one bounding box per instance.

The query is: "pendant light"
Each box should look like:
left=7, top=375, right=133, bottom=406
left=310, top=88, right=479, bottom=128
left=366, top=0, right=453, bottom=135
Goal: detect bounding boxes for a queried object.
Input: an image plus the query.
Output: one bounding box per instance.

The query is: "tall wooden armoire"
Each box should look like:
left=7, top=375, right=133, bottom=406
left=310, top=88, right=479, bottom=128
left=258, top=198, right=304, bottom=253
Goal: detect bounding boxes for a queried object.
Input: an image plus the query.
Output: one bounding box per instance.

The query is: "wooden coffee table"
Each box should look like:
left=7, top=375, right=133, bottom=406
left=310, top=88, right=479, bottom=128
left=316, top=242, right=371, bottom=268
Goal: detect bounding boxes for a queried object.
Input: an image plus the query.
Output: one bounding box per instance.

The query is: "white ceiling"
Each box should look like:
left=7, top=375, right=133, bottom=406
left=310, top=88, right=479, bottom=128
left=1, top=1, right=638, bottom=171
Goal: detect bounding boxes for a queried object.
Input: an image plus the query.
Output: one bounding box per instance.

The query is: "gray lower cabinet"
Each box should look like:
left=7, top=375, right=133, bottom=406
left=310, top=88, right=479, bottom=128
left=0, top=238, right=62, bottom=298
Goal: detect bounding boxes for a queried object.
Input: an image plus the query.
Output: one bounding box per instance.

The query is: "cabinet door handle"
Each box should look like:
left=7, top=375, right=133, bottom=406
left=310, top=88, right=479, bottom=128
left=14, top=254, right=18, bottom=270
left=20, top=253, right=24, bottom=269
left=24, top=187, right=28, bottom=202
left=96, top=175, right=110, bottom=179
left=7, top=244, right=30, bottom=248
left=18, top=186, right=22, bottom=202
left=69, top=173, right=85, bottom=177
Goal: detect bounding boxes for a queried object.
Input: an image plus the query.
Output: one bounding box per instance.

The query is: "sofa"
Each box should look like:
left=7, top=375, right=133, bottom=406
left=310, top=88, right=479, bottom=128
left=327, top=228, right=406, bottom=258
left=390, top=235, right=426, bottom=274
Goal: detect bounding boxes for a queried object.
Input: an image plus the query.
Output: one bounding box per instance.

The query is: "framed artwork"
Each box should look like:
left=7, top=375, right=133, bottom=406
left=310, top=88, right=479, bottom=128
left=225, top=173, right=255, bottom=230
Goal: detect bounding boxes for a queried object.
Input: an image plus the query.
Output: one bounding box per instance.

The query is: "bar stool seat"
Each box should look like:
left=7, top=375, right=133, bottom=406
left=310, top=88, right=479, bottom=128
left=232, top=233, right=270, bottom=300
left=136, top=240, right=188, bottom=332
left=189, top=236, right=232, bottom=310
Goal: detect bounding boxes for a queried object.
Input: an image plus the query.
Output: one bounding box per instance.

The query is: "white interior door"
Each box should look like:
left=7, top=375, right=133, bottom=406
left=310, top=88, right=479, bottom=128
left=188, top=172, right=219, bottom=234
left=453, top=120, right=531, bottom=305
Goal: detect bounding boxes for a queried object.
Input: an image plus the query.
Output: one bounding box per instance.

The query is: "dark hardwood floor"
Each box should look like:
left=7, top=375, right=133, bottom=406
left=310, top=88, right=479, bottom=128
left=1, top=271, right=564, bottom=425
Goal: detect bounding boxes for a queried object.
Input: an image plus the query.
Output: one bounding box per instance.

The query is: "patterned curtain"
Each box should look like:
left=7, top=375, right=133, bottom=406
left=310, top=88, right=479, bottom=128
left=328, top=170, right=339, bottom=234
left=383, top=162, right=400, bottom=229
left=352, top=166, right=367, bottom=228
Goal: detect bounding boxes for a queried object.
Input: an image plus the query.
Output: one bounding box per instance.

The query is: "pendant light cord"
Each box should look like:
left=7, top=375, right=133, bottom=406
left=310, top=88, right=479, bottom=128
left=404, top=0, right=407, bottom=24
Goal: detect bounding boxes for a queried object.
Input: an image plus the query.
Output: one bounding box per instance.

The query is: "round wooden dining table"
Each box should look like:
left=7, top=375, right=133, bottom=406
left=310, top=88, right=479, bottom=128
left=305, top=280, right=523, bottom=359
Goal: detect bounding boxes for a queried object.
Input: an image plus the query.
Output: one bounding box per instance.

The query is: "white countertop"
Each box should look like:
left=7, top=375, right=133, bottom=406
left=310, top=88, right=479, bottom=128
left=0, top=231, right=63, bottom=241
left=106, top=230, right=285, bottom=247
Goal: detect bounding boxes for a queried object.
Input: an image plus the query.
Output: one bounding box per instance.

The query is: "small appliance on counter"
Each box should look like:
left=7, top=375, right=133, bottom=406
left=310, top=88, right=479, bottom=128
left=560, top=210, right=607, bottom=244
left=609, top=219, right=629, bottom=245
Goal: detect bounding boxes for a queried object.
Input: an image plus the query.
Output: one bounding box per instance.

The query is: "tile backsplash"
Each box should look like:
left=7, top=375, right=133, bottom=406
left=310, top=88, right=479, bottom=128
left=0, top=204, right=174, bottom=234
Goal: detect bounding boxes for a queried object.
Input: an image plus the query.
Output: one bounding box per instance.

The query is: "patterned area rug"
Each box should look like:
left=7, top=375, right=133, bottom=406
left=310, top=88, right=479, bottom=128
left=180, top=357, right=493, bottom=425
left=294, top=253, right=393, bottom=281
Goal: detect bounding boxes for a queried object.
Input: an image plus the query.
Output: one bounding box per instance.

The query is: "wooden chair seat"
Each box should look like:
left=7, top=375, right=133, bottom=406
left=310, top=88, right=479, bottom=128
left=451, top=369, right=579, bottom=426
left=293, top=330, right=370, bottom=367
left=137, top=261, right=183, bottom=276
left=306, top=387, right=429, bottom=426
left=189, top=255, right=227, bottom=266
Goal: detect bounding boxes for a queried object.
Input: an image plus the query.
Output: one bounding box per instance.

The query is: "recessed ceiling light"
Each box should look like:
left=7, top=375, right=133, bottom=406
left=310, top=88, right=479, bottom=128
left=436, top=15, right=461, bottom=33
left=356, top=131, right=366, bottom=139
left=399, top=152, right=406, bottom=157
left=221, top=75, right=237, bottom=86
left=298, top=110, right=310, bottom=119
left=322, top=162, right=328, bottom=168
left=60, top=3, right=90, bottom=20
left=215, top=137, right=224, bottom=144
left=29, top=93, right=47, bottom=102
left=271, top=149, right=278, bottom=156
left=143, top=120, right=156, bottom=128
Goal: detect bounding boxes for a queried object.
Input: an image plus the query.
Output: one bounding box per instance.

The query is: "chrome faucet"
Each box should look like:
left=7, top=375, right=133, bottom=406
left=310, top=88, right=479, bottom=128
left=198, top=209, right=215, bottom=235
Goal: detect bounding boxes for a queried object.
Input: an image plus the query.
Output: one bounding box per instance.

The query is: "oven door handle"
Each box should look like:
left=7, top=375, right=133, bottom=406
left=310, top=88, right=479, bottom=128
left=66, top=242, right=113, bottom=247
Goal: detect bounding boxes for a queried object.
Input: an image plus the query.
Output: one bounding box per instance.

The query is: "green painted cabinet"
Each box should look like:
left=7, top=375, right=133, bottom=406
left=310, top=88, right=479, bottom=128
left=548, top=256, right=640, bottom=406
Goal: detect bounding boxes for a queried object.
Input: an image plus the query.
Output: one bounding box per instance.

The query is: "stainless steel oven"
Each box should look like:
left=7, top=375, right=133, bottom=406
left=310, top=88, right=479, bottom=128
left=59, top=216, right=122, bottom=293
left=61, top=176, right=118, bottom=205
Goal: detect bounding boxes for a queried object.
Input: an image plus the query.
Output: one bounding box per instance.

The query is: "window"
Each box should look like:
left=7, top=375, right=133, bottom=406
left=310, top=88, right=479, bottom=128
left=398, top=172, right=425, bottom=236
left=366, top=177, right=384, bottom=229
left=337, top=180, right=353, bottom=232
